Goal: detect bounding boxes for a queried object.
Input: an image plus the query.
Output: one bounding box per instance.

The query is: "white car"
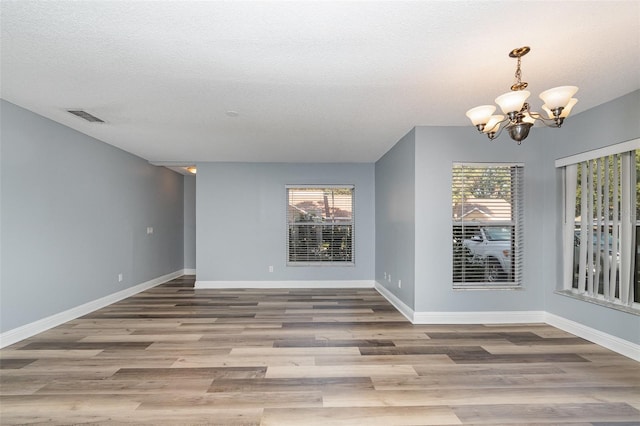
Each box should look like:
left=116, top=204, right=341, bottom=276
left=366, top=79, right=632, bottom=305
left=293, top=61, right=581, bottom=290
left=463, top=226, right=512, bottom=282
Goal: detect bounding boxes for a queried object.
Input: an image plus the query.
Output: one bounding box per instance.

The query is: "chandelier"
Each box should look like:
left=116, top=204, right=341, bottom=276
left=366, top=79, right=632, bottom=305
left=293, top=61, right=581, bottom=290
left=465, top=46, right=578, bottom=144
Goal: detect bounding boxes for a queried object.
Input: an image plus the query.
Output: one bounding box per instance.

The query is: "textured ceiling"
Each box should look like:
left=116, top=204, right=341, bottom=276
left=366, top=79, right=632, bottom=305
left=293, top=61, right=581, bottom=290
left=1, top=1, right=639, bottom=164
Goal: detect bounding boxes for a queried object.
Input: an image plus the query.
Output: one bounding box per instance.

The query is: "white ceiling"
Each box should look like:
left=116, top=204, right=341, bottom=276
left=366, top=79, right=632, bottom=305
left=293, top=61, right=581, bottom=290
left=1, top=1, right=639, bottom=164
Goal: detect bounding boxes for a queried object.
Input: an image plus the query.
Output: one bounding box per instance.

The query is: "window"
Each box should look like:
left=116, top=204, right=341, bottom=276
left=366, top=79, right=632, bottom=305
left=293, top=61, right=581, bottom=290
left=452, top=163, right=524, bottom=287
left=287, top=186, right=354, bottom=265
left=557, top=139, right=639, bottom=309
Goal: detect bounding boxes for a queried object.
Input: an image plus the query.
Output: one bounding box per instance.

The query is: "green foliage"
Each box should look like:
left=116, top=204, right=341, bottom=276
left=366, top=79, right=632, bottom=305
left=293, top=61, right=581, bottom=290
left=575, top=151, right=638, bottom=220
left=452, top=165, right=514, bottom=204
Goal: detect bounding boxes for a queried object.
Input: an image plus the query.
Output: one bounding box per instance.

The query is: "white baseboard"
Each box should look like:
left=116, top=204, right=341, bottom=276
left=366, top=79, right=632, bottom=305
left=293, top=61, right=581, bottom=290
left=545, top=312, right=640, bottom=362
left=373, top=284, right=637, bottom=361
left=374, top=281, right=414, bottom=322
left=0, top=269, right=186, bottom=349
left=374, top=281, right=545, bottom=324
left=413, top=310, right=546, bottom=324
left=183, top=269, right=196, bottom=275
left=195, top=280, right=375, bottom=289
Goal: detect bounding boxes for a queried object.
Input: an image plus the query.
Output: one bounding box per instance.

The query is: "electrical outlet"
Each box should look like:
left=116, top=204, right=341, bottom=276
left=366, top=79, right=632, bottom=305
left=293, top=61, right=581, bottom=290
left=268, top=265, right=274, bottom=273
left=384, top=272, right=387, bottom=279
left=118, top=273, right=123, bottom=282
left=398, top=279, right=402, bottom=288
left=146, top=226, right=154, bottom=234
left=388, top=274, right=391, bottom=283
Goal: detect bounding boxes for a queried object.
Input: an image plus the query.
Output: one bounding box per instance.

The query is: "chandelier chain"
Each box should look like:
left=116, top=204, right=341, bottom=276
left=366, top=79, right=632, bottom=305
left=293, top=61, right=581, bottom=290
left=510, top=55, right=528, bottom=91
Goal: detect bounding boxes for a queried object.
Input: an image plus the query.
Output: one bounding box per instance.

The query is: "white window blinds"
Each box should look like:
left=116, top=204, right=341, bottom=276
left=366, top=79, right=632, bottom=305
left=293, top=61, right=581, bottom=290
left=558, top=141, right=639, bottom=307
left=452, top=163, right=524, bottom=287
left=286, top=186, right=354, bottom=265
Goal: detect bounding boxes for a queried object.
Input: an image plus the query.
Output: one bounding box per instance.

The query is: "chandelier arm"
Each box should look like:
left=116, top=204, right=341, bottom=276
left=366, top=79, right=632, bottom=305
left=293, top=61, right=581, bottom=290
left=485, top=116, right=511, bottom=140
left=527, top=110, right=563, bottom=128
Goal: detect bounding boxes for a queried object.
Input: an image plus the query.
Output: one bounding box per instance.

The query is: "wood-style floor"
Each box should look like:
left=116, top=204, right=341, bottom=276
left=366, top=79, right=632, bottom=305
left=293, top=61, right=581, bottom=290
left=1, top=276, right=639, bottom=425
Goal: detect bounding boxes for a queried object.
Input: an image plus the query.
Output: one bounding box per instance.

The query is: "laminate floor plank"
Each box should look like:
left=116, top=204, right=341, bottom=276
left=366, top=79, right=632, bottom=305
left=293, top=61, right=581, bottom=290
left=171, top=354, right=316, bottom=367
left=0, top=381, right=46, bottom=396
left=260, top=406, right=462, bottom=426
left=70, top=320, right=189, bottom=329
left=314, top=354, right=456, bottom=366
left=1, top=369, right=121, bottom=382
left=372, top=372, right=640, bottom=390
left=136, top=390, right=324, bottom=410
left=392, top=338, right=511, bottom=347
left=322, top=386, right=640, bottom=408
left=18, top=357, right=179, bottom=370
left=95, top=347, right=231, bottom=358
left=1, top=275, right=637, bottom=425
left=336, top=331, right=433, bottom=340
left=78, top=333, right=203, bottom=342
left=0, top=359, right=37, bottom=369
left=481, top=344, right=613, bottom=355
left=0, top=394, right=144, bottom=412
left=111, top=366, right=267, bottom=380
left=361, top=345, right=492, bottom=355
left=188, top=337, right=279, bottom=347
left=17, top=341, right=152, bottom=350
left=412, top=364, right=568, bottom=376
left=207, top=377, right=374, bottom=393
left=231, top=346, right=361, bottom=356
left=449, top=352, right=590, bottom=364
left=265, top=364, right=420, bottom=379
left=1, top=409, right=264, bottom=426
left=35, top=378, right=214, bottom=394
left=452, top=402, right=640, bottom=424
left=273, top=338, right=395, bottom=347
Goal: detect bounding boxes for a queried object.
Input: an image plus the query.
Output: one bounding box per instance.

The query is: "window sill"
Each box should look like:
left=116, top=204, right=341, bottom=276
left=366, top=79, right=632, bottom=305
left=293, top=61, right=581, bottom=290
left=287, top=262, right=355, bottom=267
left=555, top=290, right=640, bottom=316
left=454, top=284, right=522, bottom=291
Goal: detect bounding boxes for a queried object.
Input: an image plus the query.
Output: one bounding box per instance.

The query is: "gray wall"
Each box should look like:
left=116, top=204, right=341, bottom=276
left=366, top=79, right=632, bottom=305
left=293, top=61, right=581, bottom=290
left=413, top=125, right=546, bottom=312
left=374, top=90, right=639, bottom=344
left=375, top=129, right=416, bottom=307
left=3, top=89, right=637, bottom=344
left=542, top=90, right=640, bottom=344
left=374, top=125, right=547, bottom=312
left=1, top=100, right=185, bottom=333
left=196, top=162, right=375, bottom=282
left=183, top=175, right=196, bottom=271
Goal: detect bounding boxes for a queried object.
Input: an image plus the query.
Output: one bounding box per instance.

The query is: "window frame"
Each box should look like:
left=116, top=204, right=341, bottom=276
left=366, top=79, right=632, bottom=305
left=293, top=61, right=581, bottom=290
left=451, top=162, right=524, bottom=289
left=556, top=138, right=639, bottom=312
left=286, top=184, right=355, bottom=267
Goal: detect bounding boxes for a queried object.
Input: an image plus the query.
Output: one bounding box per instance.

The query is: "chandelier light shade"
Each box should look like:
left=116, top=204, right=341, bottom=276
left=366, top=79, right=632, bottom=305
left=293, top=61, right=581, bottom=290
left=543, top=98, right=578, bottom=119
left=539, top=86, right=579, bottom=110
left=466, top=46, right=578, bottom=144
left=495, top=90, right=530, bottom=115
left=465, top=105, right=496, bottom=126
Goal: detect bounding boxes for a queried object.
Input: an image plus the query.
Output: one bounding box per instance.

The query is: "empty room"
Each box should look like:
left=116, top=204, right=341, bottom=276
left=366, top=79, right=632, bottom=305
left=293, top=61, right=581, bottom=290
left=1, top=1, right=639, bottom=425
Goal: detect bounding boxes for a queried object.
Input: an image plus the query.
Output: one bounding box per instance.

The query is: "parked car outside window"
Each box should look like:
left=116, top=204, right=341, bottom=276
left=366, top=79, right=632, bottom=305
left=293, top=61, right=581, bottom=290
left=462, top=226, right=512, bottom=282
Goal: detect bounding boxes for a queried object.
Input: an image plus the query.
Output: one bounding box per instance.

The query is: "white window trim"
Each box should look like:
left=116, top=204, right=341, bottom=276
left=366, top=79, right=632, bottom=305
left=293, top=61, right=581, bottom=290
left=451, top=162, right=524, bottom=289
left=285, top=184, right=355, bottom=189
left=286, top=185, right=355, bottom=267
left=555, top=138, right=640, bottom=167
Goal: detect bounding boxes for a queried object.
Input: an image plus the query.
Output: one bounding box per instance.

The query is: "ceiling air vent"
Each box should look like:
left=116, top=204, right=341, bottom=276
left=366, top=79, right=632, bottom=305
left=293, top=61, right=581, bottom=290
left=67, top=110, right=104, bottom=123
